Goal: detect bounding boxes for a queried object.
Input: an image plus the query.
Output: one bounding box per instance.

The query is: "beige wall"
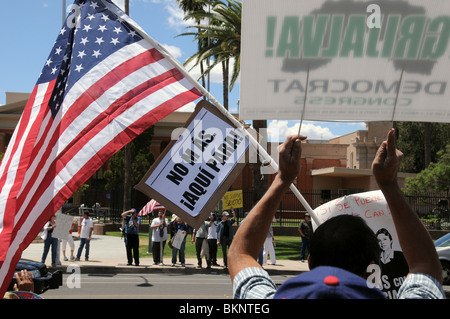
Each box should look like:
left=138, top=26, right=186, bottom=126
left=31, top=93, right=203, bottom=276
left=330, top=122, right=391, bottom=169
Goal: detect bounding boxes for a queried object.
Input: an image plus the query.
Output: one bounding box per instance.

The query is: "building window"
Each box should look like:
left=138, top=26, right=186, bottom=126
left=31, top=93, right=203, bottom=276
left=321, top=189, right=331, bottom=201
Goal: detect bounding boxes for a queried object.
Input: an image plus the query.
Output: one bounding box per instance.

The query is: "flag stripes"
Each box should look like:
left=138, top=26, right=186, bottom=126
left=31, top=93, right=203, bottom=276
left=138, top=199, right=165, bottom=216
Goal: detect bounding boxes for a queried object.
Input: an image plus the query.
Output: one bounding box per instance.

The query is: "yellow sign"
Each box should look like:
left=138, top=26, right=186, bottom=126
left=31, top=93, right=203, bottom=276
left=223, top=190, right=243, bottom=210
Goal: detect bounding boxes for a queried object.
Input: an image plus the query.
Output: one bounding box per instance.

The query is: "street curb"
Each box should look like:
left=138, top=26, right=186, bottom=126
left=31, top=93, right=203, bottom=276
left=49, top=264, right=307, bottom=276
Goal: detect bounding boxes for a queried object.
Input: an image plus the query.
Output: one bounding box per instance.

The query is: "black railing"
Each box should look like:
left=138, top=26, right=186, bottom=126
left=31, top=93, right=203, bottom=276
left=243, top=189, right=449, bottom=229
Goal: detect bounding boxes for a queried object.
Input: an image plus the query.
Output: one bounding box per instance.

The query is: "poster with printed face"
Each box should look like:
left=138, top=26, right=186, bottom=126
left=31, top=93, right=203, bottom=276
left=240, top=0, right=450, bottom=123
left=313, top=190, right=409, bottom=299
left=136, top=101, right=250, bottom=230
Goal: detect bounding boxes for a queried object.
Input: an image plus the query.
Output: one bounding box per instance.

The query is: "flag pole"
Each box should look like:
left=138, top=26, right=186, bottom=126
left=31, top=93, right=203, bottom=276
left=297, top=64, right=310, bottom=137
left=103, top=1, right=319, bottom=225
left=62, top=0, right=66, bottom=25
left=391, top=67, right=404, bottom=129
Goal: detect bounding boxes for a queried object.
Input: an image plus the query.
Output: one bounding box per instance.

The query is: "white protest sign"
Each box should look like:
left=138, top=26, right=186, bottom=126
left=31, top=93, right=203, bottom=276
left=53, top=212, right=74, bottom=240
left=240, top=0, right=450, bottom=123
left=172, top=230, right=186, bottom=250
left=313, top=190, right=409, bottom=299
left=136, top=101, right=250, bottom=230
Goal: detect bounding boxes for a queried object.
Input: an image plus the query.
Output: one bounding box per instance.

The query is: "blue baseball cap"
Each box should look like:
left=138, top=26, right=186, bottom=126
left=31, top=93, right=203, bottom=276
left=274, top=266, right=386, bottom=299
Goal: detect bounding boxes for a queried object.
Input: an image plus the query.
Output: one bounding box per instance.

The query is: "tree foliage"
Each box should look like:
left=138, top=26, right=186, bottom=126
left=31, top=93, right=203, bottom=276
left=103, top=127, right=155, bottom=191
left=396, top=122, right=450, bottom=173
left=405, top=145, right=450, bottom=193
left=177, top=0, right=242, bottom=109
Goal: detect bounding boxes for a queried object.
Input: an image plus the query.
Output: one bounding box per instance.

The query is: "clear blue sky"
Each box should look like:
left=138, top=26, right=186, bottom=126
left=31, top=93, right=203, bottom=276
left=0, top=0, right=365, bottom=140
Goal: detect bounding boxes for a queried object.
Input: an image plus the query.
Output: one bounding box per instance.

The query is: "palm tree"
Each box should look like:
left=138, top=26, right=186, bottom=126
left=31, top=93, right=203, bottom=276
left=178, top=0, right=242, bottom=110
left=179, top=1, right=267, bottom=203
left=176, top=0, right=210, bottom=90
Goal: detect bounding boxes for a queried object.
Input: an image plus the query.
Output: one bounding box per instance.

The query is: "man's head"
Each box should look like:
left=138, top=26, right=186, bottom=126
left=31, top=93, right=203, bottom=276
left=222, top=211, right=229, bottom=220
left=308, top=215, right=380, bottom=278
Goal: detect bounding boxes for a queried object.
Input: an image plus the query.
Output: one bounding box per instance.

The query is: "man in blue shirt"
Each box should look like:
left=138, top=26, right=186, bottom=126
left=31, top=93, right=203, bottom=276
left=121, top=208, right=141, bottom=266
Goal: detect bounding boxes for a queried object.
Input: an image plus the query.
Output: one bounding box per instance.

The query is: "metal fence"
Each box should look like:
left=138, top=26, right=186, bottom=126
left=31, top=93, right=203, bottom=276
left=404, top=191, right=449, bottom=230
left=243, top=189, right=449, bottom=230
left=61, top=184, right=128, bottom=224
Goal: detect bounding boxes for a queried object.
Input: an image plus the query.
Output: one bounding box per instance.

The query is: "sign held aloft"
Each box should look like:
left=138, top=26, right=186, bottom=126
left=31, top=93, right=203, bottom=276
left=136, top=101, right=250, bottom=230
left=240, top=0, right=450, bottom=123
left=222, top=190, right=243, bottom=210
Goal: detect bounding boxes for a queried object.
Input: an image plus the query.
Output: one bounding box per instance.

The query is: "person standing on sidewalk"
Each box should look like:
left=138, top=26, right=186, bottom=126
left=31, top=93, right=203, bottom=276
left=122, top=208, right=141, bottom=266
left=61, top=220, right=75, bottom=261
left=192, top=219, right=210, bottom=269
left=151, top=210, right=168, bottom=265
left=217, top=209, right=236, bottom=268
left=41, top=214, right=58, bottom=267
left=263, top=222, right=276, bottom=266
left=207, top=213, right=219, bottom=267
left=170, top=216, right=188, bottom=267
left=76, top=212, right=94, bottom=261
left=298, top=213, right=312, bottom=262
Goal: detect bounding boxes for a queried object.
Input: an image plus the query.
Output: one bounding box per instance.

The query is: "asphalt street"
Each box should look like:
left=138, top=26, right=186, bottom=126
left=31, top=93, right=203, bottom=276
left=19, top=234, right=450, bottom=299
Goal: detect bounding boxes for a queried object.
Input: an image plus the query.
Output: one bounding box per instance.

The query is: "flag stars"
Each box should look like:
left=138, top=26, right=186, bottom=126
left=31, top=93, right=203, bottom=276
left=95, top=37, right=104, bottom=45
left=38, top=0, right=143, bottom=87
left=98, top=25, right=107, bottom=32
left=90, top=2, right=99, bottom=10
left=83, top=24, right=92, bottom=32
left=113, top=27, right=123, bottom=35
left=92, top=50, right=102, bottom=58
left=75, top=64, right=84, bottom=72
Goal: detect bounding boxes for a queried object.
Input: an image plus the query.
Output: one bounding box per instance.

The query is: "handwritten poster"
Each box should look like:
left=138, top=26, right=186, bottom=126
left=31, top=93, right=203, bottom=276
left=222, top=190, right=243, bottom=210
left=313, top=190, right=409, bottom=299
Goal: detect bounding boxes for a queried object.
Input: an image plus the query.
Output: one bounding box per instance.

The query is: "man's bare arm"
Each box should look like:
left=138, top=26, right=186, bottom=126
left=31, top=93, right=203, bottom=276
left=228, top=135, right=305, bottom=281
left=372, top=129, right=442, bottom=283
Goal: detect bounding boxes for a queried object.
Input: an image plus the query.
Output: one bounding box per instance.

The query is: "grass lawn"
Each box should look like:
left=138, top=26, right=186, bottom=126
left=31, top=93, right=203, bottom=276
left=106, top=232, right=303, bottom=261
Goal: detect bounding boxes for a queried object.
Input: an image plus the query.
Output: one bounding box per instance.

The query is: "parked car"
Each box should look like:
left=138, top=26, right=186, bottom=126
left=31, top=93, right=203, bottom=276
left=7, top=259, right=63, bottom=294
left=435, top=232, right=450, bottom=285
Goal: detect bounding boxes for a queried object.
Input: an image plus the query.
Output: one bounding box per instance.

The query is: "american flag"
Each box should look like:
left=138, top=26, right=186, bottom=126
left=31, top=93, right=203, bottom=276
left=0, top=0, right=201, bottom=295
left=138, top=199, right=165, bottom=217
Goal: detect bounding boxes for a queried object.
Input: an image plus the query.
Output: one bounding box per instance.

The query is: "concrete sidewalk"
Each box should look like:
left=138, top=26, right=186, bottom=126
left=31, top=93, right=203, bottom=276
left=21, top=234, right=310, bottom=276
